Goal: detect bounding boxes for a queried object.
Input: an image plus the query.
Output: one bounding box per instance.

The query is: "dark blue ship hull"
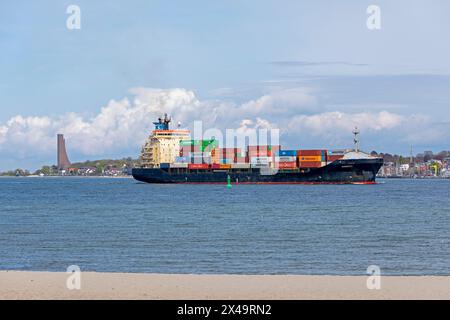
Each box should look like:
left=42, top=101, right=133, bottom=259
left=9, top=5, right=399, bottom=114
left=132, top=158, right=383, bottom=184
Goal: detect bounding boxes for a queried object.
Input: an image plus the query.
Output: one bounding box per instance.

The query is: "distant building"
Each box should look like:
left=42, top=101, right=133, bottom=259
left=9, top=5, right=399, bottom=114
left=57, top=134, right=71, bottom=170
left=399, top=163, right=410, bottom=173
left=79, top=166, right=97, bottom=175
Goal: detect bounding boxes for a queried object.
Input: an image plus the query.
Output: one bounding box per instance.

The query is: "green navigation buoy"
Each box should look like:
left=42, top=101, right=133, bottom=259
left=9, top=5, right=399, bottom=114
left=227, top=175, right=232, bottom=188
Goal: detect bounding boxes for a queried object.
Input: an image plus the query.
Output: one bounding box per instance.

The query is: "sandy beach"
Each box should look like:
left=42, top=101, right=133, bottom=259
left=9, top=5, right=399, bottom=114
left=0, top=271, right=449, bottom=300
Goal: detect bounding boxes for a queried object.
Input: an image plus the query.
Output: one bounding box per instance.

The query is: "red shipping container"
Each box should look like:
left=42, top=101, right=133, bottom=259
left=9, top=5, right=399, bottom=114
left=188, top=163, right=210, bottom=170
left=247, top=145, right=279, bottom=157
left=277, top=161, right=297, bottom=169
left=221, top=147, right=241, bottom=152
left=298, top=161, right=322, bottom=168
left=221, top=149, right=241, bottom=159
left=327, top=155, right=344, bottom=162
left=297, top=150, right=325, bottom=156
left=258, top=145, right=279, bottom=152
left=247, top=145, right=280, bottom=151
left=248, top=151, right=272, bottom=157
left=219, top=152, right=237, bottom=158
left=211, top=164, right=221, bottom=169
left=259, top=151, right=272, bottom=156
left=180, top=145, right=202, bottom=156
left=220, top=157, right=237, bottom=163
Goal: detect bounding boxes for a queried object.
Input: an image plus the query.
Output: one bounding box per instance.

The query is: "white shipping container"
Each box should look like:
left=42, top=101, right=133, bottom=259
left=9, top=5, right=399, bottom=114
left=189, top=156, right=211, bottom=164
left=274, top=156, right=296, bottom=162
left=251, top=163, right=270, bottom=168
left=189, top=152, right=211, bottom=157
left=250, top=156, right=271, bottom=165
left=231, top=163, right=251, bottom=169
left=170, top=163, right=188, bottom=168
left=250, top=163, right=270, bottom=169
left=327, top=150, right=346, bottom=155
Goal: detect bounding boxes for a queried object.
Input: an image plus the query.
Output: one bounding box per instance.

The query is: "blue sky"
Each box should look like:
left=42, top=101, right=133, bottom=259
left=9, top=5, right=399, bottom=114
left=1, top=0, right=450, bottom=170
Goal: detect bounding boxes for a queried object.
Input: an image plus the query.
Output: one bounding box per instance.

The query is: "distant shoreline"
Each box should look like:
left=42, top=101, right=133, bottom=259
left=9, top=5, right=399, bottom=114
left=0, top=175, right=133, bottom=179
left=1, top=271, right=449, bottom=299
left=2, top=175, right=450, bottom=181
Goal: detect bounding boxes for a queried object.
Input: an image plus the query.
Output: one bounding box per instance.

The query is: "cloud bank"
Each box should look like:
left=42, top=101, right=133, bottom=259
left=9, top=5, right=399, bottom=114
left=0, top=87, right=448, bottom=170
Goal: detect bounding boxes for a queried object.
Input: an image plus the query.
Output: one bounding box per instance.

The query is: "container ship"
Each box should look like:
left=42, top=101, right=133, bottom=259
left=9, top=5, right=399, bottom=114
left=132, top=115, right=383, bottom=184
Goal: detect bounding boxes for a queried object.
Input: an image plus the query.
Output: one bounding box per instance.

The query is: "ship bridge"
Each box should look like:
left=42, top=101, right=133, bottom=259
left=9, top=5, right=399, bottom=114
left=140, top=114, right=190, bottom=168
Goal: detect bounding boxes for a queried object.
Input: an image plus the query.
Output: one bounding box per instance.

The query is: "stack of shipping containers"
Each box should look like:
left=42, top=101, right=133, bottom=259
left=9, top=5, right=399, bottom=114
left=231, top=148, right=250, bottom=169
left=274, top=150, right=297, bottom=169
left=210, top=148, right=240, bottom=169
left=297, top=150, right=327, bottom=168
left=211, top=148, right=220, bottom=165
left=221, top=148, right=241, bottom=164
left=248, top=145, right=280, bottom=168
left=172, top=140, right=334, bottom=171
left=177, top=139, right=218, bottom=169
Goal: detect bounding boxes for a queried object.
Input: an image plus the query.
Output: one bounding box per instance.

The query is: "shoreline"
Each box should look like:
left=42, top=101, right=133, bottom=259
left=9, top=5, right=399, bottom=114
left=1, top=271, right=449, bottom=300
left=2, top=176, right=450, bottom=180
left=0, top=175, right=133, bottom=179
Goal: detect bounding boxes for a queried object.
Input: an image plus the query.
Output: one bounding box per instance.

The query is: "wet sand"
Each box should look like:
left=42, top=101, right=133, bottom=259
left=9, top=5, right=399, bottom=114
left=0, top=271, right=449, bottom=300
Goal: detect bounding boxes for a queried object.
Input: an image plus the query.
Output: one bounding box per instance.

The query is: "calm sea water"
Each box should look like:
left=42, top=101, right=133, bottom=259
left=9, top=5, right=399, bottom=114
left=0, top=177, right=448, bottom=275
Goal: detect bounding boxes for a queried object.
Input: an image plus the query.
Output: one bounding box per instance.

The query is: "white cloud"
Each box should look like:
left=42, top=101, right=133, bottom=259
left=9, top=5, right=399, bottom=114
left=287, top=111, right=404, bottom=136
left=0, top=87, right=447, bottom=170
left=239, top=87, right=317, bottom=116
left=0, top=125, right=7, bottom=144
left=0, top=87, right=272, bottom=159
left=236, top=118, right=276, bottom=132
left=284, top=111, right=450, bottom=150
left=1, top=115, right=55, bottom=155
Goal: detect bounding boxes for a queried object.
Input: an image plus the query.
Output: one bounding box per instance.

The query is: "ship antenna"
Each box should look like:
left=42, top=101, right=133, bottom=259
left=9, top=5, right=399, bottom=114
left=352, top=127, right=360, bottom=153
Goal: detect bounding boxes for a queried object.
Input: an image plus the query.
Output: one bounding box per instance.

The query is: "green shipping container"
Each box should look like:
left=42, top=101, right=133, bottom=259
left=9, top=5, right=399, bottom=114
left=201, top=139, right=219, bottom=151
left=180, top=140, right=201, bottom=146
left=180, top=139, right=218, bottom=148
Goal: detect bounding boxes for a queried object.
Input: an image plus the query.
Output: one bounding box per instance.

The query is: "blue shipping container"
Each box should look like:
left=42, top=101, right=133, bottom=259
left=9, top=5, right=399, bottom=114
left=277, top=150, right=297, bottom=157
left=175, top=156, right=188, bottom=163
left=160, top=163, right=170, bottom=169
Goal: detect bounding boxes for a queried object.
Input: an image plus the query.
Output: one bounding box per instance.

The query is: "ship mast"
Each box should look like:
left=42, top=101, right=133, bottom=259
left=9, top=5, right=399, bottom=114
left=153, top=113, right=172, bottom=130
left=352, top=127, right=360, bottom=153
left=163, top=113, right=171, bottom=128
